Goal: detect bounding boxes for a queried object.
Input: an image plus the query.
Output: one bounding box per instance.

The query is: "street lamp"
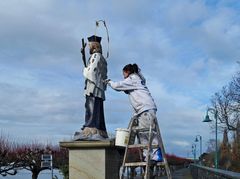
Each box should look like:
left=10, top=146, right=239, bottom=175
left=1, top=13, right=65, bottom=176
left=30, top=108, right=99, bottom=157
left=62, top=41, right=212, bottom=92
left=192, top=143, right=196, bottom=162
left=203, top=107, right=218, bottom=169
left=195, top=135, right=202, bottom=158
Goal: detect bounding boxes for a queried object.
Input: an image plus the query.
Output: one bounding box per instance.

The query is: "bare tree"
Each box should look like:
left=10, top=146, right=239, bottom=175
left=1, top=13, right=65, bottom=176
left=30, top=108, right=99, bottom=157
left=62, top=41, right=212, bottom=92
left=0, top=135, right=18, bottom=176
left=229, top=72, right=240, bottom=111
left=231, top=121, right=240, bottom=172
left=206, top=139, right=218, bottom=153
left=16, top=143, right=58, bottom=179
left=219, top=129, right=231, bottom=170
left=0, top=133, right=69, bottom=179
left=210, top=71, right=240, bottom=132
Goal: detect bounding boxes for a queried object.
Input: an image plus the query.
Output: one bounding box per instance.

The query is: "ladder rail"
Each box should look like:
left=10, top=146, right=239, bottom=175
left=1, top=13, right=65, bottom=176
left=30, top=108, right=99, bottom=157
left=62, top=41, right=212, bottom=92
left=120, top=117, right=137, bottom=179
left=155, top=119, right=172, bottom=179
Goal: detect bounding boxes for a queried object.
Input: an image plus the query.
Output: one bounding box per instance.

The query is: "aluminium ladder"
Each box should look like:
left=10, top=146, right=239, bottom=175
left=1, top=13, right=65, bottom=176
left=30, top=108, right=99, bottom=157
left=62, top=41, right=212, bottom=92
left=120, top=116, right=172, bottom=179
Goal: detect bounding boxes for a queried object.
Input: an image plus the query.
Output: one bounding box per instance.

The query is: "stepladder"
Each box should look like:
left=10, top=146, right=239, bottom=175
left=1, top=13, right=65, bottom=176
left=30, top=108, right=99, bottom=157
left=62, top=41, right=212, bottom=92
left=120, top=115, right=172, bottom=179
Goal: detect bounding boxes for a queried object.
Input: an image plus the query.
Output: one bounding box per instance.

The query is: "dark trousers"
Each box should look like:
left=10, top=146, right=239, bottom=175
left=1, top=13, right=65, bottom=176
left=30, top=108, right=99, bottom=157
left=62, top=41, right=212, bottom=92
left=83, top=95, right=107, bottom=132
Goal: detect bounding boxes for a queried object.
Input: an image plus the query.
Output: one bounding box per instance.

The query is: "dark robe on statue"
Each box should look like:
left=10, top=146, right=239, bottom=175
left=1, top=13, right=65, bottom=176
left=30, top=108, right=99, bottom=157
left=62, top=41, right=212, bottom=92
left=83, top=95, right=107, bottom=132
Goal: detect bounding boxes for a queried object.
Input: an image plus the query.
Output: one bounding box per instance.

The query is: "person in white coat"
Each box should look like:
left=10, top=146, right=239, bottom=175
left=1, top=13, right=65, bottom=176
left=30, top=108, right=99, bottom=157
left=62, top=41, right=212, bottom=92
left=107, top=64, right=157, bottom=143
left=74, top=35, right=108, bottom=140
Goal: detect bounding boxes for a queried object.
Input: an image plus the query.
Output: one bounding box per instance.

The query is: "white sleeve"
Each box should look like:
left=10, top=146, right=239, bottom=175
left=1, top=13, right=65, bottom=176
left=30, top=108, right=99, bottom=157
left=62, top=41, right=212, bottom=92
left=108, top=77, right=138, bottom=91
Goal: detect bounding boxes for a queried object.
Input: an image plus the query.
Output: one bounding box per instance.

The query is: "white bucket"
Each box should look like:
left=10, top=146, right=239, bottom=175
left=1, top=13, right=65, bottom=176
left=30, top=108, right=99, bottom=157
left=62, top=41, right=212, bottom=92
left=115, top=128, right=130, bottom=147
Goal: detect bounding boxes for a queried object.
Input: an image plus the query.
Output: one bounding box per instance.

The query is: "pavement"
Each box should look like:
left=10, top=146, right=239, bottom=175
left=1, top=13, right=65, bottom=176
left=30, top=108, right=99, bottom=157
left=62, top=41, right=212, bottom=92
left=123, top=168, right=193, bottom=179
left=159, top=168, right=192, bottom=179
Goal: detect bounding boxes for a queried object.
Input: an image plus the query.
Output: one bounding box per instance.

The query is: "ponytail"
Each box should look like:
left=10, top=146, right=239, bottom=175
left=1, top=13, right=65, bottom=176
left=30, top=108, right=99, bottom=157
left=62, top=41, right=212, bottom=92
left=132, top=63, right=139, bottom=73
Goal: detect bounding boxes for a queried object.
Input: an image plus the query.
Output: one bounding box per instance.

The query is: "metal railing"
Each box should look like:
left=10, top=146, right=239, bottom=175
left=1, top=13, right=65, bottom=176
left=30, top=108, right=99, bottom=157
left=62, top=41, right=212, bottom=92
left=190, top=164, right=240, bottom=179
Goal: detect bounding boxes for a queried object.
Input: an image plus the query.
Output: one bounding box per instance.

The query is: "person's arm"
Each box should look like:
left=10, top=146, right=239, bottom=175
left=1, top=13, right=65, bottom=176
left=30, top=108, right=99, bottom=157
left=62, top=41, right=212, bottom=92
left=108, top=77, right=137, bottom=91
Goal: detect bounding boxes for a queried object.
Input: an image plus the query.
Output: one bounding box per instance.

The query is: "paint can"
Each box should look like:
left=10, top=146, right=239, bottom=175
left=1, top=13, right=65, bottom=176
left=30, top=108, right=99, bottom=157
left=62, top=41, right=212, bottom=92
left=115, top=128, right=129, bottom=147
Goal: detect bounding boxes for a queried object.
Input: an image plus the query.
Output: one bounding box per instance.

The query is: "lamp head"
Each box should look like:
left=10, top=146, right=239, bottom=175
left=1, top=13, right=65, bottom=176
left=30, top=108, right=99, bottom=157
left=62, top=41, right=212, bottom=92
left=203, top=114, right=212, bottom=122
left=195, top=137, right=199, bottom=142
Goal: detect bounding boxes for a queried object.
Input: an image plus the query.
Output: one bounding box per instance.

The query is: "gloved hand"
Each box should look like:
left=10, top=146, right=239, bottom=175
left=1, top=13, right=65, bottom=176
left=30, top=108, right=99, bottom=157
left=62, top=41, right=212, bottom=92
left=103, top=79, right=111, bottom=84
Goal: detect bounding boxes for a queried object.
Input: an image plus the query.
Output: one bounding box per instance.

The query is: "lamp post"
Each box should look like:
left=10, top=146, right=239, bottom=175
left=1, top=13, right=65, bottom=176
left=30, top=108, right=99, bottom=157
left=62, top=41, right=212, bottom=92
left=195, top=135, right=202, bottom=158
left=192, top=143, right=196, bottom=162
left=203, top=107, right=218, bottom=169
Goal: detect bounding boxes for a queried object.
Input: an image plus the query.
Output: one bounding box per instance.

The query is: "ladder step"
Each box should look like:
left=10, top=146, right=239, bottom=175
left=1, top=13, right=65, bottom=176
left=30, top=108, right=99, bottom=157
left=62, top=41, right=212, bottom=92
left=124, top=161, right=166, bottom=167
left=133, top=128, right=150, bottom=132
left=128, top=144, right=159, bottom=149
left=124, top=162, right=147, bottom=167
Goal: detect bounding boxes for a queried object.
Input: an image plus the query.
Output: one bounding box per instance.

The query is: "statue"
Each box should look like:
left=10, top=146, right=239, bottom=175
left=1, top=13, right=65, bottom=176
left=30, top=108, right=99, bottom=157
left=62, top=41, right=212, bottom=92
left=74, top=35, right=108, bottom=140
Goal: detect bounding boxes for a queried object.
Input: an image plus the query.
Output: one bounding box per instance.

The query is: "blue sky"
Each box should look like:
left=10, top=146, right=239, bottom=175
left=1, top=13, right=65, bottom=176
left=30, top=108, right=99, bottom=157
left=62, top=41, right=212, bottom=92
left=0, top=0, right=239, bottom=157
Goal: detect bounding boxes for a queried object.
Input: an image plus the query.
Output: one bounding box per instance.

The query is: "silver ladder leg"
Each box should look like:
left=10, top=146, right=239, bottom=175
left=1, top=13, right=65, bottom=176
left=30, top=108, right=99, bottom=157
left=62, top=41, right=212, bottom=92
left=154, top=118, right=172, bottom=179
left=120, top=117, right=137, bottom=179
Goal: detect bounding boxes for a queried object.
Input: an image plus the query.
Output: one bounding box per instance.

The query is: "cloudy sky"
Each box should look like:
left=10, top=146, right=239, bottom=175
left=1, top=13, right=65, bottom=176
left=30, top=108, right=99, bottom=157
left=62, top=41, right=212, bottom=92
left=0, top=0, right=239, bottom=157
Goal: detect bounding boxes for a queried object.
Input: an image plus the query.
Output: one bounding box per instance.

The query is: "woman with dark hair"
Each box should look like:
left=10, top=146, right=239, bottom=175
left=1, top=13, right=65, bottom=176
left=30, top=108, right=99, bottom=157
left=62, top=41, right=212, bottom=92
left=107, top=64, right=157, bottom=145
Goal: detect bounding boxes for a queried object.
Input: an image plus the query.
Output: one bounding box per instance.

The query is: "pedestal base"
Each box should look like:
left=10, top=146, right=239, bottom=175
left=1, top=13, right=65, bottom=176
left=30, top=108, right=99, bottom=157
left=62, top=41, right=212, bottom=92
left=60, top=140, right=122, bottom=179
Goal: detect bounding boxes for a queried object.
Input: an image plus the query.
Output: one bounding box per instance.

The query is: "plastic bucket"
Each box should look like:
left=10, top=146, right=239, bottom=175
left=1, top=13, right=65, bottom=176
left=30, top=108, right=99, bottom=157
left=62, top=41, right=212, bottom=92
left=115, top=128, right=129, bottom=147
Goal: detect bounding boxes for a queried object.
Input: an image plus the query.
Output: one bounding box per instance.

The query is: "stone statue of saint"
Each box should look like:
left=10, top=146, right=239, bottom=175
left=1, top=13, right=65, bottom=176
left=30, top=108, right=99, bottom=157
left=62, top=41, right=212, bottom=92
left=74, top=35, right=108, bottom=140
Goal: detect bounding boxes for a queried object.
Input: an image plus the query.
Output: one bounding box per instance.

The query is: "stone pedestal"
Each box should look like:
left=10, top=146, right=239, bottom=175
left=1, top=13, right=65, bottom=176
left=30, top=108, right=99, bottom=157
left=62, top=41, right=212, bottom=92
left=60, top=140, right=122, bottom=179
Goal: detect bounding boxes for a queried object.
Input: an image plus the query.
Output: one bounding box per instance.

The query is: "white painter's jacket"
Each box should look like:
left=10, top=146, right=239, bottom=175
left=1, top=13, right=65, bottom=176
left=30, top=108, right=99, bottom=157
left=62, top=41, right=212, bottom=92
left=108, top=73, right=157, bottom=115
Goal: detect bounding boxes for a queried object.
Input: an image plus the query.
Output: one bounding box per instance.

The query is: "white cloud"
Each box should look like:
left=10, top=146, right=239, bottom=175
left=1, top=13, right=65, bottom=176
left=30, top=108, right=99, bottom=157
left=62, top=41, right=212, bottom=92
left=0, top=0, right=239, bottom=157
left=171, top=140, right=191, bottom=147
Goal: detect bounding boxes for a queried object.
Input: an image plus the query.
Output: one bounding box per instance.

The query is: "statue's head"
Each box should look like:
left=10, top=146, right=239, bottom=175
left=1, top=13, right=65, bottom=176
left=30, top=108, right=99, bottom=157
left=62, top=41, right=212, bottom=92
left=88, top=35, right=102, bottom=54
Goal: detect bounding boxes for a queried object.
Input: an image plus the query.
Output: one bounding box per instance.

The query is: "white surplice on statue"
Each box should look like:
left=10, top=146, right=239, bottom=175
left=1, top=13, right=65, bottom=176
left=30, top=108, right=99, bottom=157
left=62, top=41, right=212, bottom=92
left=83, top=52, right=107, bottom=98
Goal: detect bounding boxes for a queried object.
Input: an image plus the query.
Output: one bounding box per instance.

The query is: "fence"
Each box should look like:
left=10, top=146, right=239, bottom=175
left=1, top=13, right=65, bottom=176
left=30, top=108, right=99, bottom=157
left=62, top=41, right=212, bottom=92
left=190, top=164, right=240, bottom=179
